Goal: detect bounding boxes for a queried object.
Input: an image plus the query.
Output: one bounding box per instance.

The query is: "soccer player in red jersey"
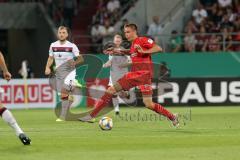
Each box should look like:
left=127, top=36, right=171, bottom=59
left=80, top=23, right=179, bottom=127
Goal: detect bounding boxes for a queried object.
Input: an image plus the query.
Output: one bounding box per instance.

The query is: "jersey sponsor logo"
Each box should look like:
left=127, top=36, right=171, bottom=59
left=52, top=47, right=73, bottom=52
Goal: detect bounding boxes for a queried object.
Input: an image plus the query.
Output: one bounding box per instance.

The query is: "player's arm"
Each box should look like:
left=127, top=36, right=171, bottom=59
left=0, top=51, right=11, bottom=81
left=73, top=55, right=84, bottom=67
left=70, top=44, right=84, bottom=67
left=103, top=48, right=130, bottom=55
left=45, top=56, right=54, bottom=75
left=135, top=44, right=163, bottom=54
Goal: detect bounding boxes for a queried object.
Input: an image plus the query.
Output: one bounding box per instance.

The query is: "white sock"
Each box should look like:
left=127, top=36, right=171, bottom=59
left=60, top=100, right=72, bottom=120
left=112, top=97, right=119, bottom=112
left=2, top=109, right=24, bottom=136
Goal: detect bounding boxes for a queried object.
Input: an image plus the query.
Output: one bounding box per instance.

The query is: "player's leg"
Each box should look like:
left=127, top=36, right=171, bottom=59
left=109, top=77, right=120, bottom=115
left=141, top=86, right=179, bottom=127
left=90, top=84, right=119, bottom=117
left=79, top=83, right=122, bottom=122
left=0, top=104, right=31, bottom=145
left=112, top=95, right=120, bottom=115
left=57, top=71, right=76, bottom=121
left=57, top=89, right=72, bottom=121
left=79, top=72, right=138, bottom=122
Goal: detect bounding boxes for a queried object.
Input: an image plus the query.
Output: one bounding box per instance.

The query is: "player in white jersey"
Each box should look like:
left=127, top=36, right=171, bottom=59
left=45, top=26, right=84, bottom=121
left=0, top=51, right=31, bottom=145
left=103, top=34, right=130, bottom=115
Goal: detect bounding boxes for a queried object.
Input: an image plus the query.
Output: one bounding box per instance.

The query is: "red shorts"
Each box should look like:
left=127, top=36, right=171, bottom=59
left=117, top=71, right=153, bottom=96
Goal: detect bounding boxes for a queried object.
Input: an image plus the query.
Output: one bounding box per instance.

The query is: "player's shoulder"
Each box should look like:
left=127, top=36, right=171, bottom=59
left=66, top=41, right=78, bottom=47
left=138, top=37, right=154, bottom=44
left=50, top=40, right=59, bottom=46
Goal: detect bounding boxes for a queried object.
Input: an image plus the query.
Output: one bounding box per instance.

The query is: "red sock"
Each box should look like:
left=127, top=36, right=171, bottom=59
left=152, top=103, right=175, bottom=121
left=90, top=92, right=113, bottom=117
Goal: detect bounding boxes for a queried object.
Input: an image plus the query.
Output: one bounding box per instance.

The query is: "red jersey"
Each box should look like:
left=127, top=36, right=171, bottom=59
left=130, top=37, right=155, bottom=77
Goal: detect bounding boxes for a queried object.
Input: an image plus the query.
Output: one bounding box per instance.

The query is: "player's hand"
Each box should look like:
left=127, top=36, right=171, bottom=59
left=3, top=71, right=11, bottom=81
left=134, top=45, right=145, bottom=53
left=118, top=63, right=129, bottom=68
left=45, top=67, right=51, bottom=75
left=102, top=64, right=108, bottom=68
left=103, top=47, right=114, bottom=55
left=68, top=59, right=76, bottom=68
left=113, top=48, right=124, bottom=54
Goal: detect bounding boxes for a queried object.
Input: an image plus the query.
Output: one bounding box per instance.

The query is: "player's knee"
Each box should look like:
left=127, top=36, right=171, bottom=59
left=112, top=94, right=117, bottom=98
left=61, top=93, right=69, bottom=100
left=106, top=87, right=117, bottom=95
left=143, top=100, right=154, bottom=109
left=113, top=82, right=123, bottom=92
left=0, top=106, right=7, bottom=116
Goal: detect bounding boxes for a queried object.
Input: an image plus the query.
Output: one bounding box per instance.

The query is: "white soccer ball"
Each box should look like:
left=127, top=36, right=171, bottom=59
left=99, top=117, right=113, bottom=130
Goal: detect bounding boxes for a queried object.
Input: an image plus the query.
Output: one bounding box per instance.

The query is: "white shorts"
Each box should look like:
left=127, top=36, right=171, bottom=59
left=56, top=70, right=76, bottom=92
left=108, top=73, right=126, bottom=86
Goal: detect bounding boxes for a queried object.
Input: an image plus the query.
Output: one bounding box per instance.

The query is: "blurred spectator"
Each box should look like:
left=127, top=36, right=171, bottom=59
left=233, top=30, right=240, bottom=51
left=200, top=0, right=217, bottom=7
left=222, top=27, right=233, bottom=51
left=147, top=16, right=163, bottom=44
left=94, top=7, right=109, bottom=25
left=235, top=2, right=240, bottom=15
left=91, top=22, right=105, bottom=52
left=107, top=0, right=120, bottom=13
left=63, top=0, right=77, bottom=29
left=184, top=19, right=199, bottom=33
left=220, top=14, right=233, bottom=28
left=204, top=19, right=218, bottom=32
left=18, top=60, right=34, bottom=78
left=184, top=29, right=197, bottom=52
left=170, top=30, right=182, bottom=52
left=210, top=6, right=224, bottom=25
left=102, top=20, right=115, bottom=44
left=192, top=4, right=208, bottom=25
left=97, top=0, right=104, bottom=10
left=218, top=0, right=232, bottom=8
left=120, top=19, right=129, bottom=31
left=226, top=7, right=236, bottom=22
left=53, top=3, right=64, bottom=27
left=207, top=3, right=218, bottom=19
left=120, top=19, right=129, bottom=39
left=233, top=16, right=240, bottom=30
left=208, top=34, right=221, bottom=52
left=195, top=26, right=209, bottom=51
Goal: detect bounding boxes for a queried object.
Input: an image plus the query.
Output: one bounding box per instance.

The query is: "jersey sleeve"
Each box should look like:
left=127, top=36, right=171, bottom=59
left=72, top=44, right=80, bottom=56
left=140, top=37, right=155, bottom=49
left=49, top=43, right=53, bottom=56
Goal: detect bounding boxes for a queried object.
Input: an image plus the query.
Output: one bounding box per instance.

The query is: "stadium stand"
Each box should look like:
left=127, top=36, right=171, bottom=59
left=173, top=0, right=240, bottom=52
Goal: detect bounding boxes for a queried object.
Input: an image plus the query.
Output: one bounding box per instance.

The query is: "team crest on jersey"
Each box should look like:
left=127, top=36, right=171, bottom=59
left=58, top=54, right=62, bottom=57
left=148, top=39, right=153, bottom=44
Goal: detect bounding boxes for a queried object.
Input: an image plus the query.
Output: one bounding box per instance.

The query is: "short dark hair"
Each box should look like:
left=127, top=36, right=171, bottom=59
left=58, top=26, right=69, bottom=33
left=124, top=23, right=138, bottom=31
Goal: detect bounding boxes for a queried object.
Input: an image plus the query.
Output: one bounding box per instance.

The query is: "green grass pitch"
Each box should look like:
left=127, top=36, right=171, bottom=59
left=0, top=106, right=240, bottom=160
